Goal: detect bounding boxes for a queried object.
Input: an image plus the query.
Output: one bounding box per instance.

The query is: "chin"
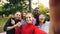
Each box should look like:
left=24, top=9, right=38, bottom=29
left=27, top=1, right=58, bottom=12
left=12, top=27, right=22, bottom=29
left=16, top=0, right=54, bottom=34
left=27, top=21, right=32, bottom=23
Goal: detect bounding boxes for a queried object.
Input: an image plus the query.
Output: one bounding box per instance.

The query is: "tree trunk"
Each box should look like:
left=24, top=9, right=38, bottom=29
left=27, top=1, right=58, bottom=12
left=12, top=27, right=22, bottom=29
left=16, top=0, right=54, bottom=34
left=29, top=0, right=32, bottom=12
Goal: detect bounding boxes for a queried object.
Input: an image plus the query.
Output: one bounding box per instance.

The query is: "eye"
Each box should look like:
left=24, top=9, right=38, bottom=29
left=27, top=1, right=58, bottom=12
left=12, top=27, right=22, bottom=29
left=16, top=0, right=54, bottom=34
left=26, top=17, right=31, bottom=18
left=29, top=17, right=31, bottom=18
left=16, top=14, right=21, bottom=16
left=19, top=15, right=21, bottom=16
left=16, top=14, right=18, bottom=15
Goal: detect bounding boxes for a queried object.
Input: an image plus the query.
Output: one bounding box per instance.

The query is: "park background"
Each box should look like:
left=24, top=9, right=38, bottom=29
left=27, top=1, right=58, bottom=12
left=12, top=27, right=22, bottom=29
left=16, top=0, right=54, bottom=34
left=0, top=0, right=49, bottom=32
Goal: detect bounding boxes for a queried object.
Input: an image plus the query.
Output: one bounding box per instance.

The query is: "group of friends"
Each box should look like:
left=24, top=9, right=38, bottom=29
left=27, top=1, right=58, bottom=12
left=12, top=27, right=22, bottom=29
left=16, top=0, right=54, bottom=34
left=4, top=10, right=50, bottom=34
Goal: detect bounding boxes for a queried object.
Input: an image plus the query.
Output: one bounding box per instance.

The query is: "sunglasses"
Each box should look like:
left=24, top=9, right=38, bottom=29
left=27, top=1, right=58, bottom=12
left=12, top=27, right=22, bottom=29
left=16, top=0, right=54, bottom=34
left=16, top=14, right=21, bottom=16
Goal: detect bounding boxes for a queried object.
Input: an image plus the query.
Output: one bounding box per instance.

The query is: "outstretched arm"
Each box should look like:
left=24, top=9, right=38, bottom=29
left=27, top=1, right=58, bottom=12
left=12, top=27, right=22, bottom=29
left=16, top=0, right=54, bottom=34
left=49, top=0, right=60, bottom=34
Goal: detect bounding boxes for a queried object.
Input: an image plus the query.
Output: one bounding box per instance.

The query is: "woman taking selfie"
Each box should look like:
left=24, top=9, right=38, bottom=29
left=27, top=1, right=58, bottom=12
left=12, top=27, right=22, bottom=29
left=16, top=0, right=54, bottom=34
left=4, top=11, right=22, bottom=34
left=15, top=13, right=47, bottom=34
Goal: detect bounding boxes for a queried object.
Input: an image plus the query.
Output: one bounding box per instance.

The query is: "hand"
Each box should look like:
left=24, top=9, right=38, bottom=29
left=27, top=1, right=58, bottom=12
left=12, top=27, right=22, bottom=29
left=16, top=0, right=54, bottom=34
left=16, top=22, right=22, bottom=27
left=11, top=19, right=15, bottom=25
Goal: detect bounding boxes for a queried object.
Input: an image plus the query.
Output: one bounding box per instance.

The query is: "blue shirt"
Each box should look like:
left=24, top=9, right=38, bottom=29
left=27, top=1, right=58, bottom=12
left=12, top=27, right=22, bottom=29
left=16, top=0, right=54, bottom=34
left=41, top=21, right=50, bottom=33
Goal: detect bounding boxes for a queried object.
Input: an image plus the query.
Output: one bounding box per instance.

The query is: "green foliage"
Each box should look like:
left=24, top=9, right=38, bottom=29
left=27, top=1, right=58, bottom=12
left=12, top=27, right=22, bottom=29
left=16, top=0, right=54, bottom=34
left=39, top=8, right=50, bottom=21
left=0, top=17, right=9, bottom=31
left=0, top=7, right=2, bottom=11
left=0, top=0, right=29, bottom=16
left=38, top=3, right=50, bottom=21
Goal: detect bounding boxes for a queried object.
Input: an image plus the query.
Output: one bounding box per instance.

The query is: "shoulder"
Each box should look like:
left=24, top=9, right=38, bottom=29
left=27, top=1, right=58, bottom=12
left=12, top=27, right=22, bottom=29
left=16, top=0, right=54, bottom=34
left=8, top=18, right=14, bottom=20
left=7, top=18, right=11, bottom=21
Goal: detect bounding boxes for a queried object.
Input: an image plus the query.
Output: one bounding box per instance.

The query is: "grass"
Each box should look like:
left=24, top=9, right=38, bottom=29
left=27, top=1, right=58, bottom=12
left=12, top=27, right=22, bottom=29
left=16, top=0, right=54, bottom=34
left=0, top=17, right=9, bottom=31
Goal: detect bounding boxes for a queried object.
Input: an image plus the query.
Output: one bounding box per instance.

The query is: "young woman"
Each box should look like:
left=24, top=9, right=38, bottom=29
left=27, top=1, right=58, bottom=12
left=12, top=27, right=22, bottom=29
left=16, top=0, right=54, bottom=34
left=4, top=11, right=22, bottom=34
left=15, top=13, right=47, bottom=34
left=22, top=12, right=27, bottom=24
left=38, top=14, right=50, bottom=33
left=22, top=12, right=36, bottom=25
left=38, top=14, right=46, bottom=28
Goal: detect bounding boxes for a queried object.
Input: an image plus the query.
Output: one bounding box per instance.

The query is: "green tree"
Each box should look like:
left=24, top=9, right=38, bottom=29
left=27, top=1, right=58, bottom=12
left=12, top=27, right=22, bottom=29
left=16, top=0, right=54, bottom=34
left=0, top=0, right=29, bottom=16
left=38, top=3, right=49, bottom=21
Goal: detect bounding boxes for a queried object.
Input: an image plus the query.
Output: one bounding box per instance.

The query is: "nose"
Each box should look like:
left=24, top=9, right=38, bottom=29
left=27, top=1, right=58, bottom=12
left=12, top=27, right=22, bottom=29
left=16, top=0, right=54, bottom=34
left=27, top=18, right=30, bottom=20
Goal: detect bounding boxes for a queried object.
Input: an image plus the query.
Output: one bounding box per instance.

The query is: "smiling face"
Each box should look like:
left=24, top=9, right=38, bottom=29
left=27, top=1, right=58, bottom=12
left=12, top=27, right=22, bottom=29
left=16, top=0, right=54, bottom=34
left=23, top=12, right=26, bottom=17
left=22, top=12, right=27, bottom=19
left=15, top=11, right=21, bottom=19
left=26, top=13, right=34, bottom=24
left=39, top=14, right=45, bottom=23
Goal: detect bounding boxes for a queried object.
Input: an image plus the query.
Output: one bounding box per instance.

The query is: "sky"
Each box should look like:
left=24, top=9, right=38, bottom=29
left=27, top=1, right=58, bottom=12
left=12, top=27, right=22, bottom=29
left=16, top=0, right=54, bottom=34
left=32, top=0, right=49, bottom=9
left=40, top=0, right=49, bottom=8
left=0, top=0, right=49, bottom=8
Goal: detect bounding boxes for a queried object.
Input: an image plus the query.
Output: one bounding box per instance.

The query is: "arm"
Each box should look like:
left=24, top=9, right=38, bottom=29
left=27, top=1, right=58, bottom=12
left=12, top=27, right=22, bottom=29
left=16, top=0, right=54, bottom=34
left=49, top=0, right=60, bottom=34
left=4, top=18, right=22, bottom=31
left=6, top=22, right=22, bottom=31
left=6, top=24, right=17, bottom=30
left=4, top=18, right=17, bottom=31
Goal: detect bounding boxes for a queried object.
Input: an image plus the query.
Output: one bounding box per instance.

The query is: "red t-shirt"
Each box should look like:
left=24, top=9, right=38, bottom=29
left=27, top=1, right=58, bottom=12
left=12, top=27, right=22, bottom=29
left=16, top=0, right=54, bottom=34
left=15, top=27, right=21, bottom=34
left=15, top=23, right=47, bottom=34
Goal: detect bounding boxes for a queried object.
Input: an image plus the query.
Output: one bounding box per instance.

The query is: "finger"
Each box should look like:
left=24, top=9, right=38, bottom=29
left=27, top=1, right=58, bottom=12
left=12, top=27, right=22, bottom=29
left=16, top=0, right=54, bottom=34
left=11, top=19, right=13, bottom=21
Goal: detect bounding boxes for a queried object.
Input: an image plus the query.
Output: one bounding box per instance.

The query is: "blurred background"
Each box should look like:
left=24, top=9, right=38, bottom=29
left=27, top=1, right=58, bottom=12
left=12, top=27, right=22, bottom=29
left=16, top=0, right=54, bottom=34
left=0, top=0, right=49, bottom=33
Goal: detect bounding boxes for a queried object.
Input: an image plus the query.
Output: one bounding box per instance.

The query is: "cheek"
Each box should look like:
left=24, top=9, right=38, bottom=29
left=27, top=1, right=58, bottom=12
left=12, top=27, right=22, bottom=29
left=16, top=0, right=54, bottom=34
left=30, top=17, right=33, bottom=21
left=26, top=18, right=29, bottom=21
left=39, top=19, right=41, bottom=21
left=39, top=19, right=43, bottom=21
left=26, top=18, right=32, bottom=21
left=42, top=20, right=44, bottom=22
left=18, top=16, right=21, bottom=17
left=41, top=19, right=45, bottom=22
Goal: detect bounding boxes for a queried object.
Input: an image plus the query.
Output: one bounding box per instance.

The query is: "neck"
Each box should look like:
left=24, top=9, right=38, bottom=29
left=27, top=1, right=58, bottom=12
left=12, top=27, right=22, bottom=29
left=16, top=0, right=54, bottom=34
left=27, top=21, right=33, bottom=24
left=15, top=18, right=21, bottom=20
left=39, top=22, right=43, bottom=26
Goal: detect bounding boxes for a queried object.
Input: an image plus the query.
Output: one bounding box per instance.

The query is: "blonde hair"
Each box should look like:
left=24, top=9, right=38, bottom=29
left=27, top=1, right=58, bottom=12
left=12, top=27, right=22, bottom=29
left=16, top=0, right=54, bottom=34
left=15, top=11, right=21, bottom=14
left=26, top=13, right=34, bottom=21
left=27, top=13, right=33, bottom=17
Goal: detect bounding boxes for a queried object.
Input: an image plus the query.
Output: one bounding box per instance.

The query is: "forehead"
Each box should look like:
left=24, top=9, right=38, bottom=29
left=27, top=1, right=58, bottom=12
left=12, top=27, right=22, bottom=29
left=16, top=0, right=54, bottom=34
left=15, top=12, right=21, bottom=15
left=26, top=13, right=32, bottom=17
left=40, top=14, right=44, bottom=17
left=39, top=14, right=45, bottom=18
left=23, top=13, right=26, bottom=14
